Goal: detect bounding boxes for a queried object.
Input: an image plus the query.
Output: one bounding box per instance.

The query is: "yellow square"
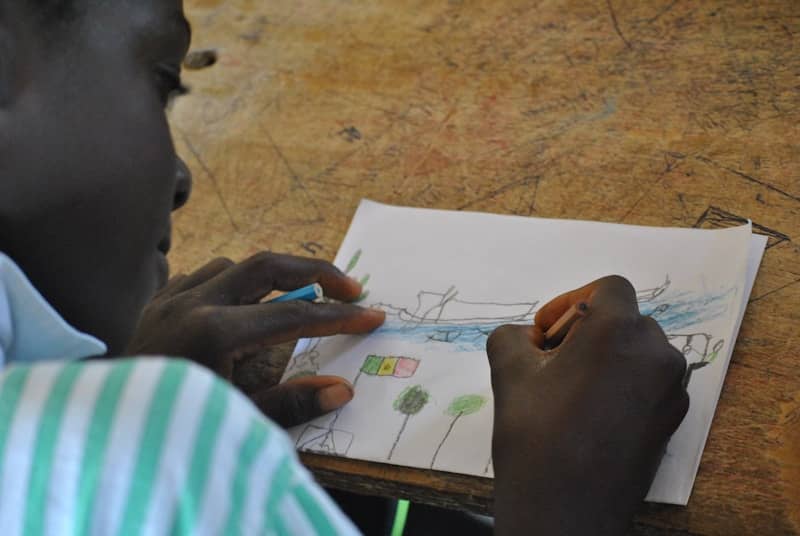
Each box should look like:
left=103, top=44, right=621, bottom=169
left=377, top=357, right=398, bottom=376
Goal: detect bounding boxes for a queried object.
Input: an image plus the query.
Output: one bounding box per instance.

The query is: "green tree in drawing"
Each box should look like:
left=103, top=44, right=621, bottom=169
left=430, top=394, right=487, bottom=469
left=344, top=248, right=370, bottom=301
left=345, top=249, right=362, bottom=274
left=387, top=385, right=430, bottom=460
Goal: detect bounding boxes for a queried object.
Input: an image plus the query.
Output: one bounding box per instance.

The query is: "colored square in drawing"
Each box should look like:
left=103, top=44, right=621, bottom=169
left=377, top=357, right=399, bottom=376
left=361, top=355, right=383, bottom=375
left=393, top=357, right=419, bottom=378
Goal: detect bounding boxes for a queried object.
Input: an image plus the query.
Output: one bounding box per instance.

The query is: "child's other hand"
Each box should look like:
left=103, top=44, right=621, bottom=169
left=126, top=252, right=385, bottom=427
left=487, top=275, right=689, bottom=535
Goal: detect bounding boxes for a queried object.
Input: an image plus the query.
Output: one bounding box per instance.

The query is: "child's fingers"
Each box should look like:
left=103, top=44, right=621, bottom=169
left=157, top=257, right=235, bottom=298
left=534, top=283, right=594, bottom=331
left=487, top=324, right=547, bottom=402
left=156, top=274, right=188, bottom=297
left=534, top=275, right=639, bottom=331
left=198, top=252, right=362, bottom=305
left=251, top=375, right=354, bottom=428
left=207, top=302, right=385, bottom=353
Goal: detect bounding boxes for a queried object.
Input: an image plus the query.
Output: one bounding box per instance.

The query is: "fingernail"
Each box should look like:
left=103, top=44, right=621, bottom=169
left=366, top=308, right=386, bottom=321
left=317, top=383, right=354, bottom=412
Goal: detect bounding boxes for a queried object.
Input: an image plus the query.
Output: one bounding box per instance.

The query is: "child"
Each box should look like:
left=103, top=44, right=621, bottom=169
left=0, top=1, right=688, bottom=534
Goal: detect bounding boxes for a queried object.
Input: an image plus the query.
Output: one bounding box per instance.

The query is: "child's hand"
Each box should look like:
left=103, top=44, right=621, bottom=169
left=126, top=252, right=385, bottom=427
left=487, top=275, right=689, bottom=535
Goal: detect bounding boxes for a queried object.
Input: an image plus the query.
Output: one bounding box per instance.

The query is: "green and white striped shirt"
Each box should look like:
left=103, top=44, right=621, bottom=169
left=0, top=253, right=358, bottom=535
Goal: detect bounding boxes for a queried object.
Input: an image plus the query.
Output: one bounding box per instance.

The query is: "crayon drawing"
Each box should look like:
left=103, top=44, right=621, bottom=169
left=430, top=394, right=487, bottom=469
left=291, top=247, right=733, bottom=394
left=282, top=199, right=762, bottom=505
left=286, top=274, right=733, bottom=385
left=373, top=286, right=538, bottom=352
left=388, top=385, right=430, bottom=460
left=344, top=248, right=370, bottom=301
left=295, top=354, right=420, bottom=456
left=368, top=274, right=731, bottom=385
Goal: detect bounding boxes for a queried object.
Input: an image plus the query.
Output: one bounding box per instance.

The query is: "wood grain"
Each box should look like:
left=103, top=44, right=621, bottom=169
left=173, top=1, right=800, bottom=533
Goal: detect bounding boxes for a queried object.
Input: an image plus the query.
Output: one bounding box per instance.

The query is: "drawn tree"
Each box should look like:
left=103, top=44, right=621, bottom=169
left=344, top=249, right=362, bottom=274
left=344, top=248, right=370, bottom=301
left=430, top=394, right=487, bottom=469
left=296, top=355, right=420, bottom=457
left=387, top=385, right=430, bottom=460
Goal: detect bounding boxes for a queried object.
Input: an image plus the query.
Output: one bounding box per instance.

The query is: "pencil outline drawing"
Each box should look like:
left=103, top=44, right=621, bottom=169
left=430, top=394, right=488, bottom=469
left=388, top=384, right=430, bottom=460
left=287, top=247, right=739, bottom=477
left=371, top=285, right=539, bottom=352
left=287, top=272, right=733, bottom=383
left=295, top=354, right=421, bottom=456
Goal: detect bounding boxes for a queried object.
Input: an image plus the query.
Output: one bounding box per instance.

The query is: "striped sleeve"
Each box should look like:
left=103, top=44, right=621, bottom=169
left=0, top=358, right=361, bottom=536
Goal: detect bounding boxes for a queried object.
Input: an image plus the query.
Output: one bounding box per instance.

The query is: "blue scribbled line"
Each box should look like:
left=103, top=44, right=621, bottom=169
left=641, top=287, right=737, bottom=332
left=372, top=286, right=737, bottom=353
left=375, top=321, right=503, bottom=352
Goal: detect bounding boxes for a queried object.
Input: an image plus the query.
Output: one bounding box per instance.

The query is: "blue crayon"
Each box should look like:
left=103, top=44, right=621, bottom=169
left=268, top=283, right=323, bottom=303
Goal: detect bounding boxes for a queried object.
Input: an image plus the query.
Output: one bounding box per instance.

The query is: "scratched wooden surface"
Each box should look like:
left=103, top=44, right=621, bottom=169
left=171, top=0, right=800, bottom=533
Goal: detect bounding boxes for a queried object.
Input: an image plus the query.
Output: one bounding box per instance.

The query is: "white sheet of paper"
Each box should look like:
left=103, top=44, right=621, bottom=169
left=281, top=199, right=766, bottom=505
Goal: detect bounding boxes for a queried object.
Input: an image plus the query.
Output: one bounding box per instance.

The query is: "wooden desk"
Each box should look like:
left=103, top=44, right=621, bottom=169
left=172, top=1, right=799, bottom=533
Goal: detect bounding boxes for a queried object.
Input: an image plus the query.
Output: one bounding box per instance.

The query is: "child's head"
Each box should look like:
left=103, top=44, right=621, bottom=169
left=0, top=0, right=193, bottom=353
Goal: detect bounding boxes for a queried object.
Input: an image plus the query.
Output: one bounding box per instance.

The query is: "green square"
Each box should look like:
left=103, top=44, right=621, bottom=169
left=361, top=355, right=383, bottom=375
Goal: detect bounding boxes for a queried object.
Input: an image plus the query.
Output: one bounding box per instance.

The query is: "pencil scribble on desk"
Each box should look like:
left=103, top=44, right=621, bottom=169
left=694, top=205, right=791, bottom=250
